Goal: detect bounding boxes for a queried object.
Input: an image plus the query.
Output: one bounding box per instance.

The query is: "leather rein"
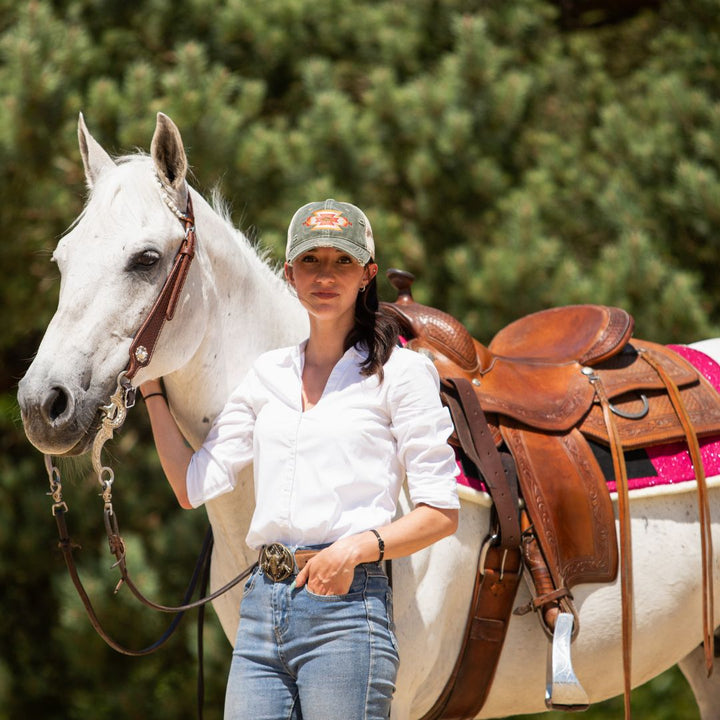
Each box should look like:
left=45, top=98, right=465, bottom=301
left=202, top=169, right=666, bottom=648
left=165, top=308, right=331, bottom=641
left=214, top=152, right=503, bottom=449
left=43, top=179, right=256, bottom=657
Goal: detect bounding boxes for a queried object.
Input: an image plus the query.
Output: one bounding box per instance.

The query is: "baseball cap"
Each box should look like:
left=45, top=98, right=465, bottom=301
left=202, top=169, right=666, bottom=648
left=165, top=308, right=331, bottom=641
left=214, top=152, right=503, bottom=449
left=286, top=199, right=375, bottom=265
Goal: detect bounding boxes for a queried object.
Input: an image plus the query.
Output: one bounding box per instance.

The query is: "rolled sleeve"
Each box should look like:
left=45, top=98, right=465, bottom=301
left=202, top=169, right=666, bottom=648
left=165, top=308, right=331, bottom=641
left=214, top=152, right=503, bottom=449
left=388, top=352, right=460, bottom=510
left=186, top=372, right=258, bottom=508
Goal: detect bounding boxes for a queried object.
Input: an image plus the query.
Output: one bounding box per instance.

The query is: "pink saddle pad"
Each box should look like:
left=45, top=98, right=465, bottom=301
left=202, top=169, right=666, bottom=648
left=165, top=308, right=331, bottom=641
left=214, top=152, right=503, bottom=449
left=456, top=344, right=720, bottom=494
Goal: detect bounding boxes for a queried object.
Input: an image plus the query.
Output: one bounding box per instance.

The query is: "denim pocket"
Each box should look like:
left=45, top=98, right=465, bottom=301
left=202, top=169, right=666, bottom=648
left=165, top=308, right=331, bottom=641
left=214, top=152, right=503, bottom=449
left=304, top=566, right=368, bottom=602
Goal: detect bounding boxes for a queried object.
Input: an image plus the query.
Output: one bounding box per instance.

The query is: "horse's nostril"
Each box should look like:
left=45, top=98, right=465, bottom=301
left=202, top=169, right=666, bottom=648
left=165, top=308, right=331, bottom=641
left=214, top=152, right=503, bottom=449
left=45, top=386, right=69, bottom=422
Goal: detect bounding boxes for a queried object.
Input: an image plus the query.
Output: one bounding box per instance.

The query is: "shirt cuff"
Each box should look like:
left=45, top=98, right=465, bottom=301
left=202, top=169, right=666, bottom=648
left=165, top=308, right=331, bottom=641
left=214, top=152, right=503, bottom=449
left=186, top=451, right=237, bottom=508
left=408, top=476, right=461, bottom=510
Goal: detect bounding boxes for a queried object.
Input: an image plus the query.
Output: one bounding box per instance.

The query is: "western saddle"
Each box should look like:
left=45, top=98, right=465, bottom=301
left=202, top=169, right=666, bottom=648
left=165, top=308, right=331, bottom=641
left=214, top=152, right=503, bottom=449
left=381, top=269, right=719, bottom=720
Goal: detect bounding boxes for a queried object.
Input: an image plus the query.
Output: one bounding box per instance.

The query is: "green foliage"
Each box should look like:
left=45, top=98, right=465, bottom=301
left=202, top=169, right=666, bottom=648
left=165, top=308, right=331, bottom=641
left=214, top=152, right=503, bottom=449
left=2, top=0, right=719, bottom=717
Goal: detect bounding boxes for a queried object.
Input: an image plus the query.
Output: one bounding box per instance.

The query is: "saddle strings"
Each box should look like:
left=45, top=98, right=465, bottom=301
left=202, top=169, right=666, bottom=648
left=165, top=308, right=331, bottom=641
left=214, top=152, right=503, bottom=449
left=589, top=346, right=717, bottom=720
left=638, top=349, right=715, bottom=673
left=590, top=375, right=633, bottom=720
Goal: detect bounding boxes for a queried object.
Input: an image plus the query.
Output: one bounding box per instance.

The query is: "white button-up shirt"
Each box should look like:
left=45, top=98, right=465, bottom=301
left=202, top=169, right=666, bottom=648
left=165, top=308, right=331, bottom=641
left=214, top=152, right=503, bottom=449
left=187, top=342, right=460, bottom=549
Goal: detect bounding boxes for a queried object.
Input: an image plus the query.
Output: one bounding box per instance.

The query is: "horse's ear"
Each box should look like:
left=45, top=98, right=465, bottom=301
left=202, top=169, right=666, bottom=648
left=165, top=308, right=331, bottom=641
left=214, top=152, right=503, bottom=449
left=151, top=113, right=188, bottom=191
left=78, top=113, right=115, bottom=189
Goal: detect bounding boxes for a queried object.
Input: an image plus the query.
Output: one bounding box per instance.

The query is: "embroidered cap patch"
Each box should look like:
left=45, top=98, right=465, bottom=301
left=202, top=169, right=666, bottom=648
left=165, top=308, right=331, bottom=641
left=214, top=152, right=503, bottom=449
left=303, top=210, right=352, bottom=232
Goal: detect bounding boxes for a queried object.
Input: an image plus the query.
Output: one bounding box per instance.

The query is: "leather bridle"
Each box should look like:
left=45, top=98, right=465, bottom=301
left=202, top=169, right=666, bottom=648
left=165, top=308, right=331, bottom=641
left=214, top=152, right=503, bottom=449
left=126, top=186, right=197, bottom=382
left=43, top=179, right=256, bottom=663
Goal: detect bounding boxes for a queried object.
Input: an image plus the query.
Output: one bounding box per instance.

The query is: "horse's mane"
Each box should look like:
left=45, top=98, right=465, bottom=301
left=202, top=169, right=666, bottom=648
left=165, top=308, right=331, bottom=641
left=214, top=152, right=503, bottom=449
left=207, top=186, right=279, bottom=271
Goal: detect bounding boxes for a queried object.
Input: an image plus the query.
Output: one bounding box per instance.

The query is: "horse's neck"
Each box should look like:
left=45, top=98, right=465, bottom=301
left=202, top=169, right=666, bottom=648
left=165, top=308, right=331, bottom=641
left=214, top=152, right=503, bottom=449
left=164, top=191, right=308, bottom=447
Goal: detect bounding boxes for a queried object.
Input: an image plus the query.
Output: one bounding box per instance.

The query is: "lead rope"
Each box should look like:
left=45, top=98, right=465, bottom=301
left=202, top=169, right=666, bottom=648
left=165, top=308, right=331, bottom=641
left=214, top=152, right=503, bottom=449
left=44, top=375, right=257, bottom=719
left=45, top=452, right=210, bottom=656
left=197, top=530, right=213, bottom=720
left=44, top=383, right=256, bottom=624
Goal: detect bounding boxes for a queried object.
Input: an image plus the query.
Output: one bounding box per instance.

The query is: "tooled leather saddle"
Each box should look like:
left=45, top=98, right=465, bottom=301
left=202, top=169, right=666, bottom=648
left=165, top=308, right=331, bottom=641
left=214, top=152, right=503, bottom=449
left=381, top=269, right=719, bottom=720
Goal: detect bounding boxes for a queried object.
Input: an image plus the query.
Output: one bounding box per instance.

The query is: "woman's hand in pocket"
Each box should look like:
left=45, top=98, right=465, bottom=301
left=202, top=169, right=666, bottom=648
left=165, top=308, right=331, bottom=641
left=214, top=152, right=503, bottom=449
left=294, top=539, right=358, bottom=595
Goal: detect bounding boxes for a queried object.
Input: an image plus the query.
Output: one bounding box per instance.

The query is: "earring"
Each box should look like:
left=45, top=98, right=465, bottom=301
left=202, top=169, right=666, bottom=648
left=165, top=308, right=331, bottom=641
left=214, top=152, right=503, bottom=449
left=359, top=285, right=366, bottom=293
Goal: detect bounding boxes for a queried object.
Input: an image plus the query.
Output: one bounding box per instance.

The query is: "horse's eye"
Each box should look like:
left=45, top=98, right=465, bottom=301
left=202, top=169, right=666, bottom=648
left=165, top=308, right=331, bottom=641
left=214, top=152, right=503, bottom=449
left=130, top=250, right=160, bottom=270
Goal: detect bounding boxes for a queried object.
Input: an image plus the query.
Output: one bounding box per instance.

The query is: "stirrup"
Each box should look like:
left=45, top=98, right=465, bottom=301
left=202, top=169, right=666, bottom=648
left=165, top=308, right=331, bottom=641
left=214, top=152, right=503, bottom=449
left=545, top=613, right=590, bottom=711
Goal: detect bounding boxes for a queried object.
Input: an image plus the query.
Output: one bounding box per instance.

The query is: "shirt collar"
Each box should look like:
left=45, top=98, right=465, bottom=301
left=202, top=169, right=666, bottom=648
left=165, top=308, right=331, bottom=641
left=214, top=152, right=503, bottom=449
left=293, top=339, right=366, bottom=375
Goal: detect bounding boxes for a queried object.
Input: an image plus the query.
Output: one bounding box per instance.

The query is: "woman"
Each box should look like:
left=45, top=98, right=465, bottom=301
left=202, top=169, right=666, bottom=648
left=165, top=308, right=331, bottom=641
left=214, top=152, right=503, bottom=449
left=141, top=199, right=460, bottom=720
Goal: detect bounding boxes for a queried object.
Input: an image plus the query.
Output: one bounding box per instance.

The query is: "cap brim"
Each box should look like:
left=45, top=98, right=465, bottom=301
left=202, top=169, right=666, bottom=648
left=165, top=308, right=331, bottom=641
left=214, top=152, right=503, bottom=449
left=287, top=237, right=372, bottom=265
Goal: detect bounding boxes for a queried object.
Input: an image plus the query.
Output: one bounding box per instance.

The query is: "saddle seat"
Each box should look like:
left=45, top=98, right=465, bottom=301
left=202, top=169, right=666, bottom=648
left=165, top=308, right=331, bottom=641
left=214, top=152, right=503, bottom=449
left=383, top=271, right=635, bottom=432
left=488, top=304, right=633, bottom=364
left=384, top=269, right=633, bottom=366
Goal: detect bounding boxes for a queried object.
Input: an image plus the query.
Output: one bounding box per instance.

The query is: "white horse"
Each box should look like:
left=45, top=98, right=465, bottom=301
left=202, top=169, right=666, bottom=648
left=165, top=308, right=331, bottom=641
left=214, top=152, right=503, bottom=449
left=18, top=113, right=720, bottom=720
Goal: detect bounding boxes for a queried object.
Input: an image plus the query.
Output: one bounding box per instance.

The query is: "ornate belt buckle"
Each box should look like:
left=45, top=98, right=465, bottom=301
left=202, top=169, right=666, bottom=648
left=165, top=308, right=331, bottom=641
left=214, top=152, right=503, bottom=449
left=259, top=543, right=295, bottom=582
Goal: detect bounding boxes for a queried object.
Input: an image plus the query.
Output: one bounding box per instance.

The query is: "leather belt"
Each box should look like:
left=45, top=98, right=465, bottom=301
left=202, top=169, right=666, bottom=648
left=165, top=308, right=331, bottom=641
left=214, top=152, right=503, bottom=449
left=258, top=543, right=319, bottom=582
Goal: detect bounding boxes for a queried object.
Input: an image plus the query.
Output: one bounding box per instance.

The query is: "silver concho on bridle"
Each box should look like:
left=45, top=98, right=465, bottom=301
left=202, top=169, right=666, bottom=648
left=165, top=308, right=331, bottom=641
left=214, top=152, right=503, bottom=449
left=134, top=346, right=149, bottom=365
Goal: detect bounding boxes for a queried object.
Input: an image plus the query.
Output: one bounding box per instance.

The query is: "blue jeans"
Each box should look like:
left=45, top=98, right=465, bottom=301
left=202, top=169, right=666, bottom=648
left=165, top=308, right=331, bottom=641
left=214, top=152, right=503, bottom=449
left=224, top=560, right=399, bottom=720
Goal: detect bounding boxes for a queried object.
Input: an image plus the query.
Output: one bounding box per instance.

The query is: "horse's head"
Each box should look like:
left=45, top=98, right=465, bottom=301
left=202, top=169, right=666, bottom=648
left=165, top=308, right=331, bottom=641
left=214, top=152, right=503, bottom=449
left=18, top=113, right=209, bottom=455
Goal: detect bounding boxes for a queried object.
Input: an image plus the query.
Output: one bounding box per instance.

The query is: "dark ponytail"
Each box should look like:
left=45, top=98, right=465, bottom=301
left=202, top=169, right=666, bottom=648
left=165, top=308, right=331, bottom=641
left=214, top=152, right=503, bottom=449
left=344, top=272, right=399, bottom=382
